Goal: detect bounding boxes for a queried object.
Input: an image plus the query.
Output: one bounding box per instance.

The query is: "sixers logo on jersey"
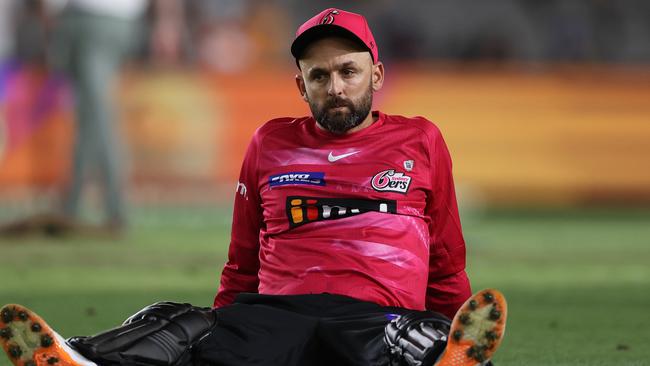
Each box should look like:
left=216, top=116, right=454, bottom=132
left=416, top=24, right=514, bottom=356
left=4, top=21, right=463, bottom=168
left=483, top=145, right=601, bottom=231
left=287, top=196, right=397, bottom=228
left=371, top=170, right=412, bottom=194
left=270, top=172, right=325, bottom=187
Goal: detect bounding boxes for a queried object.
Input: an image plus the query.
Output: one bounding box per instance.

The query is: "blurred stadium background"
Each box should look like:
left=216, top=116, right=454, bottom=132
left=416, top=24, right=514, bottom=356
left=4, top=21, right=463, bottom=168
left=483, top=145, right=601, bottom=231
left=1, top=1, right=649, bottom=365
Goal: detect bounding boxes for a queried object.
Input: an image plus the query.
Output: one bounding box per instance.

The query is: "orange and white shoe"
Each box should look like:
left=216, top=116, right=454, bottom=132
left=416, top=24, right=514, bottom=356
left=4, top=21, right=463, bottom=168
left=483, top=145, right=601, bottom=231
left=0, top=304, right=96, bottom=366
left=434, top=289, right=508, bottom=366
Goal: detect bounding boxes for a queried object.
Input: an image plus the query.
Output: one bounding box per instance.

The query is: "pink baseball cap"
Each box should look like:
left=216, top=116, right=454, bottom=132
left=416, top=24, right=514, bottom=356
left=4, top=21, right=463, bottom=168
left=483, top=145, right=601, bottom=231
left=291, top=8, right=378, bottom=64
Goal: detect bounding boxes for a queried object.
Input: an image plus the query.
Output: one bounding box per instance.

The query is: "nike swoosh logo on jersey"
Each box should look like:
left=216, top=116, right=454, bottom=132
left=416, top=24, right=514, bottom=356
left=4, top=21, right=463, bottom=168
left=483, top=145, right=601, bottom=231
left=328, top=151, right=360, bottom=162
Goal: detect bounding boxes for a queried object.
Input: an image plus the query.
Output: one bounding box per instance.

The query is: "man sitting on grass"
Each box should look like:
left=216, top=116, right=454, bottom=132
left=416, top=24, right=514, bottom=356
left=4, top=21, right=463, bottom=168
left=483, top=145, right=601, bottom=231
left=1, top=8, right=507, bottom=366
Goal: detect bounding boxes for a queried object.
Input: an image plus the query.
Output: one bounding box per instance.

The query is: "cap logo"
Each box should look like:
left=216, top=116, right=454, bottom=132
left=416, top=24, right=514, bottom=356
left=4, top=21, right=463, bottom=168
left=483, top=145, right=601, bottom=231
left=320, top=10, right=339, bottom=25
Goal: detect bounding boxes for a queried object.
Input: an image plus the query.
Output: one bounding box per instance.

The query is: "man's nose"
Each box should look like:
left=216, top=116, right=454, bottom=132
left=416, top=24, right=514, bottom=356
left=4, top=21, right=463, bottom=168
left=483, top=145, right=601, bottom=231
left=327, top=74, right=344, bottom=96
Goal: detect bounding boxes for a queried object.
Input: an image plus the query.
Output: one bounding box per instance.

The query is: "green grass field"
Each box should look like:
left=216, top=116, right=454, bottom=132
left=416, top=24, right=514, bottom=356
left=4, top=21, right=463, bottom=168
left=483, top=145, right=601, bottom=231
left=1, top=207, right=649, bottom=365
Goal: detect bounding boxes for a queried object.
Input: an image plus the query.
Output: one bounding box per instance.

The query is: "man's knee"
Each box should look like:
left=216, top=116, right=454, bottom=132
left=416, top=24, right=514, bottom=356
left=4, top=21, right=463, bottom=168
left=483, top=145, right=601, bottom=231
left=68, top=302, right=216, bottom=366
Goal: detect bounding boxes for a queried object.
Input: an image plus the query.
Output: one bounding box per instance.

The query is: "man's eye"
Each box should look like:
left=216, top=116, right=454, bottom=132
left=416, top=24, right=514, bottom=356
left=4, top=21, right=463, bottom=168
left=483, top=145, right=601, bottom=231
left=342, top=69, right=355, bottom=76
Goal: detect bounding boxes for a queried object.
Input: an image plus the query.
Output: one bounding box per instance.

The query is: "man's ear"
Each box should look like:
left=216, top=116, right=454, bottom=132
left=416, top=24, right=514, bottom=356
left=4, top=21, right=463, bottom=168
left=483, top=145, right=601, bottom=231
left=295, top=74, right=309, bottom=102
left=371, top=61, right=384, bottom=92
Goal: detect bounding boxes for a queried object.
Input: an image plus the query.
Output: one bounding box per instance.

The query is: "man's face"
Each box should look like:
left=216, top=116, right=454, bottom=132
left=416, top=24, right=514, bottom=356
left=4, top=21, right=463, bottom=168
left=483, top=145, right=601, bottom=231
left=296, top=37, right=383, bottom=135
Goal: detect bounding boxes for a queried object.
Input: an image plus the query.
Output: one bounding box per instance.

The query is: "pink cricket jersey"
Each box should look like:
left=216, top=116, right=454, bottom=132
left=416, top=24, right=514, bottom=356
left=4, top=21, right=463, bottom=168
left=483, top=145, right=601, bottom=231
left=214, top=111, right=471, bottom=319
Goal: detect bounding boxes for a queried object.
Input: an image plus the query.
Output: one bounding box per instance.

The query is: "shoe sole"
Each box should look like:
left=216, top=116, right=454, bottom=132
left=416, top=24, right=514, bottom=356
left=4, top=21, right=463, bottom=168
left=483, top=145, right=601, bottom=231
left=0, top=304, right=81, bottom=366
left=434, top=289, right=507, bottom=366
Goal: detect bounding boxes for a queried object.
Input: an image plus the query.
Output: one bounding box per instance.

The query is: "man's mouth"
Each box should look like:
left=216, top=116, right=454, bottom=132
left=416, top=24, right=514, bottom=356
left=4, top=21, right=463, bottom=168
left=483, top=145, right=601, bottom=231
left=329, top=106, right=348, bottom=111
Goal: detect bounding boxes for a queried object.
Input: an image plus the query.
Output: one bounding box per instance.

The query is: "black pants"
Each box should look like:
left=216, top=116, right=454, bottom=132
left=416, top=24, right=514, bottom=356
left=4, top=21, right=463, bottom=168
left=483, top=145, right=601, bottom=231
left=195, top=293, right=442, bottom=366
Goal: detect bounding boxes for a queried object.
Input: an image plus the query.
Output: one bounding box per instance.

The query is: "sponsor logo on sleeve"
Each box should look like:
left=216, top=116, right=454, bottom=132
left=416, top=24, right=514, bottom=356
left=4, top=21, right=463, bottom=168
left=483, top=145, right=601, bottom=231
left=287, top=196, right=397, bottom=228
left=235, top=181, right=248, bottom=200
left=371, top=170, right=412, bottom=194
left=269, top=172, right=325, bottom=187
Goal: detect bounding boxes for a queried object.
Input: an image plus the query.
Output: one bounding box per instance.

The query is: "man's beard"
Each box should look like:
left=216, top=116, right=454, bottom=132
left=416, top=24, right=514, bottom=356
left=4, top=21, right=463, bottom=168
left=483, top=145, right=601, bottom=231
left=308, top=86, right=373, bottom=135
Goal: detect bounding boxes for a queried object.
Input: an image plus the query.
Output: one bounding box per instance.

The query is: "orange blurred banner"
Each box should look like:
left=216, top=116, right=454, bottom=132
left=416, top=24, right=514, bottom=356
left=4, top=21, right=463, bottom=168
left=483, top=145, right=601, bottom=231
left=1, top=63, right=649, bottom=206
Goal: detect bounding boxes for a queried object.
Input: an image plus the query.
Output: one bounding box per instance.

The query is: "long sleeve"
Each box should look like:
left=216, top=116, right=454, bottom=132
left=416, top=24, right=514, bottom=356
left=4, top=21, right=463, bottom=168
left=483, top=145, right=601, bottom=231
left=424, top=128, right=472, bottom=319
left=213, top=132, right=264, bottom=308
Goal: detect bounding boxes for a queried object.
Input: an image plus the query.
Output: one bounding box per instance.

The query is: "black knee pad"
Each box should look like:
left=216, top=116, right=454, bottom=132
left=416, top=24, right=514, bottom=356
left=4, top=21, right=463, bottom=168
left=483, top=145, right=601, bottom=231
left=68, top=302, right=216, bottom=366
left=384, top=312, right=451, bottom=366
